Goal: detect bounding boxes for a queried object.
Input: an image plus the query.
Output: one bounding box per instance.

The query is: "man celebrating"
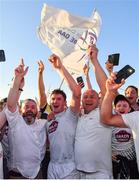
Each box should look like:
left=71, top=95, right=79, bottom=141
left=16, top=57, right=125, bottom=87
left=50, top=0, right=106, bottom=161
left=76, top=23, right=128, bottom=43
left=47, top=54, right=81, bottom=179
left=75, top=45, right=113, bottom=179
left=4, top=59, right=47, bottom=179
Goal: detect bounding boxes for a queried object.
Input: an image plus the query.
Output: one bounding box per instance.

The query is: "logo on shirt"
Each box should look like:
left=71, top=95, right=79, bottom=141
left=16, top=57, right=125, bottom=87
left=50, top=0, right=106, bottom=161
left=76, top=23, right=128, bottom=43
left=115, top=130, right=131, bottom=142
left=48, top=121, right=58, bottom=134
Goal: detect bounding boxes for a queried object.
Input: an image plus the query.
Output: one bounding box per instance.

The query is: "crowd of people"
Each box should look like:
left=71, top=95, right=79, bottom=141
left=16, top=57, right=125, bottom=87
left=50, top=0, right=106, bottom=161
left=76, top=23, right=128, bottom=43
left=0, top=44, right=139, bottom=179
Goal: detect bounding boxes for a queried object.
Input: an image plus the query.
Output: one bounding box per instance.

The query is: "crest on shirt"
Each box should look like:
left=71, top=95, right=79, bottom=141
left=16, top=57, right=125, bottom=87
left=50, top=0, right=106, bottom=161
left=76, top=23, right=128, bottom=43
left=115, top=130, right=131, bottom=142
left=48, top=120, right=58, bottom=134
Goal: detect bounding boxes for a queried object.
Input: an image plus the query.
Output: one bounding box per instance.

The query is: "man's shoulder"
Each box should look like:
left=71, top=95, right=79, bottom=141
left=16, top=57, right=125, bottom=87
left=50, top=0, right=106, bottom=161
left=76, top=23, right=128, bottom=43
left=80, top=108, right=99, bottom=119
left=135, top=103, right=139, bottom=111
left=89, top=107, right=100, bottom=114
left=122, top=111, right=139, bottom=127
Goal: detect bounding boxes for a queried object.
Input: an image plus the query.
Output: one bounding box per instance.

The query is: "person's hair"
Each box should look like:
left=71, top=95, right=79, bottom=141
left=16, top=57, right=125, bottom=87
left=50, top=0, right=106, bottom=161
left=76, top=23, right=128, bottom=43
left=137, top=98, right=139, bottom=105
left=114, top=94, right=130, bottom=107
left=125, top=85, right=138, bottom=94
left=0, top=97, right=7, bottom=111
left=22, top=99, right=37, bottom=106
left=114, top=94, right=134, bottom=112
left=0, top=97, right=7, bottom=103
left=51, top=89, right=67, bottom=101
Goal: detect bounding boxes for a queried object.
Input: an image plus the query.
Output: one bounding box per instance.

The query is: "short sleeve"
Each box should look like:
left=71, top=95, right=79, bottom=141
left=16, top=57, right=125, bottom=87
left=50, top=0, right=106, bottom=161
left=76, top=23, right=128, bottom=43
left=122, top=111, right=139, bottom=131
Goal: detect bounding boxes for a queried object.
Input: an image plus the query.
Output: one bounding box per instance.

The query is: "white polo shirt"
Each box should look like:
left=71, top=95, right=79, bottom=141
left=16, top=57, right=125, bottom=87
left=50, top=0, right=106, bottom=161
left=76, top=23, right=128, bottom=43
left=5, top=106, right=47, bottom=178
left=75, top=108, right=112, bottom=175
left=122, top=111, right=139, bottom=170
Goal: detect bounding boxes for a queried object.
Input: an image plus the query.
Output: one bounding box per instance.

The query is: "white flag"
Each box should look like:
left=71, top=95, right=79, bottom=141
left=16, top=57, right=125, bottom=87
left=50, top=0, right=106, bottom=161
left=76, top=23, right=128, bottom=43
left=38, top=4, right=102, bottom=75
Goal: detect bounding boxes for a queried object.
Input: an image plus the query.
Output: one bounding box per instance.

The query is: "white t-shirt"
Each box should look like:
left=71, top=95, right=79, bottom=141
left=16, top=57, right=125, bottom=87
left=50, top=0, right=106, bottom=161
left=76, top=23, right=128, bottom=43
left=112, top=127, right=136, bottom=160
left=47, top=108, right=78, bottom=178
left=122, top=111, right=139, bottom=170
left=5, top=106, right=47, bottom=178
left=75, top=108, right=112, bottom=175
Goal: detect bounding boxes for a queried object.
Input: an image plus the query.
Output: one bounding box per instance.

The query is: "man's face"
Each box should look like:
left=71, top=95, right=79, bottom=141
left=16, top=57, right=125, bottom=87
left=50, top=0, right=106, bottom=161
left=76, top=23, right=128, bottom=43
left=82, top=89, right=99, bottom=114
left=125, top=87, right=138, bottom=105
left=21, top=100, right=38, bottom=124
left=115, top=100, right=131, bottom=115
left=50, top=94, right=66, bottom=114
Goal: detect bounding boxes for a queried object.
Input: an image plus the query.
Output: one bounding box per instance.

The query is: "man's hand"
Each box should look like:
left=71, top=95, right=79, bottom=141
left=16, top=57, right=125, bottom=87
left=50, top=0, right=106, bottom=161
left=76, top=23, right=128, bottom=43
left=48, top=54, right=62, bottom=69
left=47, top=112, right=55, bottom=122
left=105, top=61, right=114, bottom=74
left=14, top=59, right=28, bottom=90
left=38, top=60, right=44, bottom=73
left=14, top=58, right=28, bottom=79
left=83, top=64, right=90, bottom=76
left=106, top=72, right=125, bottom=93
left=88, top=44, right=98, bottom=63
left=7, top=59, right=28, bottom=112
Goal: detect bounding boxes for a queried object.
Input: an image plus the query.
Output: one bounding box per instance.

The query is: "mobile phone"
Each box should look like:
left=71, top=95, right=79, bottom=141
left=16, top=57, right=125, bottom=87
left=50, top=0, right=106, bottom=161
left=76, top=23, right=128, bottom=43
left=76, top=76, right=84, bottom=88
left=115, top=65, right=135, bottom=84
left=0, top=50, right=6, bottom=62
left=108, top=53, right=120, bottom=66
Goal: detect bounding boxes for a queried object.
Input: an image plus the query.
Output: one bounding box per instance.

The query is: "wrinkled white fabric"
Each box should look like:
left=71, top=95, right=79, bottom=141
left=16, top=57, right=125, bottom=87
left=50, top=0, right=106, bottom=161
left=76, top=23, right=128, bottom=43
left=122, top=111, right=139, bottom=170
left=38, top=4, right=101, bottom=75
left=5, top=106, right=47, bottom=178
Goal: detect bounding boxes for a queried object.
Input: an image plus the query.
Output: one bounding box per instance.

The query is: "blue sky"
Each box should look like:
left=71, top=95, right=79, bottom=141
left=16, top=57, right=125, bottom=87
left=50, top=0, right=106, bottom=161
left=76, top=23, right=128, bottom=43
left=0, top=0, right=139, bottom=103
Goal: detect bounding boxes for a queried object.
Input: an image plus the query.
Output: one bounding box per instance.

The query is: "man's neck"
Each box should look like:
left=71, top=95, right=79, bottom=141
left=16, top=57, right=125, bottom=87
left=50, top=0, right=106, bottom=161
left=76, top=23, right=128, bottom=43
left=24, top=117, right=35, bottom=125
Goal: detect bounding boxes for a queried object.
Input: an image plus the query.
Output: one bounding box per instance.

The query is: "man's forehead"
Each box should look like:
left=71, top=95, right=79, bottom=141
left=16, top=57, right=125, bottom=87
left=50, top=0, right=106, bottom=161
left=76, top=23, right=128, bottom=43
left=22, top=99, right=37, bottom=106
left=51, top=93, right=64, bottom=99
left=83, top=89, right=98, bottom=96
left=126, top=87, right=137, bottom=93
left=51, top=93, right=61, bottom=97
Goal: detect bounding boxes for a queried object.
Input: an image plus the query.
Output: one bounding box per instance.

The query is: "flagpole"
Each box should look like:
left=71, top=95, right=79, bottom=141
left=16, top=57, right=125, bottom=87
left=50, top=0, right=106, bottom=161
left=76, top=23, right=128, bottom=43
left=59, top=72, right=75, bottom=89
left=59, top=78, right=64, bottom=89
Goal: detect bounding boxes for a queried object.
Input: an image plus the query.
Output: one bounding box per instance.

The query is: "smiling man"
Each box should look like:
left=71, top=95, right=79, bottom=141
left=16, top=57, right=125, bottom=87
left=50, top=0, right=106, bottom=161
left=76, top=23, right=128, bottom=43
left=46, top=54, right=81, bottom=179
left=82, top=89, right=99, bottom=114
left=125, top=85, right=139, bottom=111
left=21, top=99, right=38, bottom=124
left=4, top=60, right=47, bottom=179
left=75, top=45, right=113, bottom=179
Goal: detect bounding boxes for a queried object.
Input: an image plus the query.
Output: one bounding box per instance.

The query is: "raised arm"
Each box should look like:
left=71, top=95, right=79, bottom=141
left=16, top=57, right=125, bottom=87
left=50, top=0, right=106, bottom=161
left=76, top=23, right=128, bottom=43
left=7, top=59, right=28, bottom=112
left=100, top=72, right=126, bottom=127
left=83, top=64, right=92, bottom=89
left=49, top=54, right=81, bottom=114
left=89, top=45, right=107, bottom=98
left=37, top=60, right=47, bottom=108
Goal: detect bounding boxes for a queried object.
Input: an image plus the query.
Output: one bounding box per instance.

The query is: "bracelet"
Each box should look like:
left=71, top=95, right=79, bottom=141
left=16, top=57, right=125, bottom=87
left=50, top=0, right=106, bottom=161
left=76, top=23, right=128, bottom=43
left=19, top=88, right=23, bottom=91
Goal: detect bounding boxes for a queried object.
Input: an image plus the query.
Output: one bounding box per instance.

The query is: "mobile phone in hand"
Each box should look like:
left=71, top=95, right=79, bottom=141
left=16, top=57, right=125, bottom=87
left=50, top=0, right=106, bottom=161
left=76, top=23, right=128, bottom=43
left=115, top=65, right=135, bottom=84
left=108, top=53, right=119, bottom=66
left=0, top=50, right=6, bottom=62
left=76, top=76, right=84, bottom=88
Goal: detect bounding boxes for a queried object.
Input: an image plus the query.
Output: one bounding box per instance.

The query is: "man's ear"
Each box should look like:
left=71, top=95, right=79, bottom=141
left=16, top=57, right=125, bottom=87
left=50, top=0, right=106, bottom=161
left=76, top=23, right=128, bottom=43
left=64, top=100, right=67, bottom=109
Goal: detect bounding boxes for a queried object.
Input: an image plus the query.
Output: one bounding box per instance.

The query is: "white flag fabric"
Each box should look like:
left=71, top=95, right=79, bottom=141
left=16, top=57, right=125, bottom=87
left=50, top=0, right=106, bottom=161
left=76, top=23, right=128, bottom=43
left=38, top=4, right=102, bottom=75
